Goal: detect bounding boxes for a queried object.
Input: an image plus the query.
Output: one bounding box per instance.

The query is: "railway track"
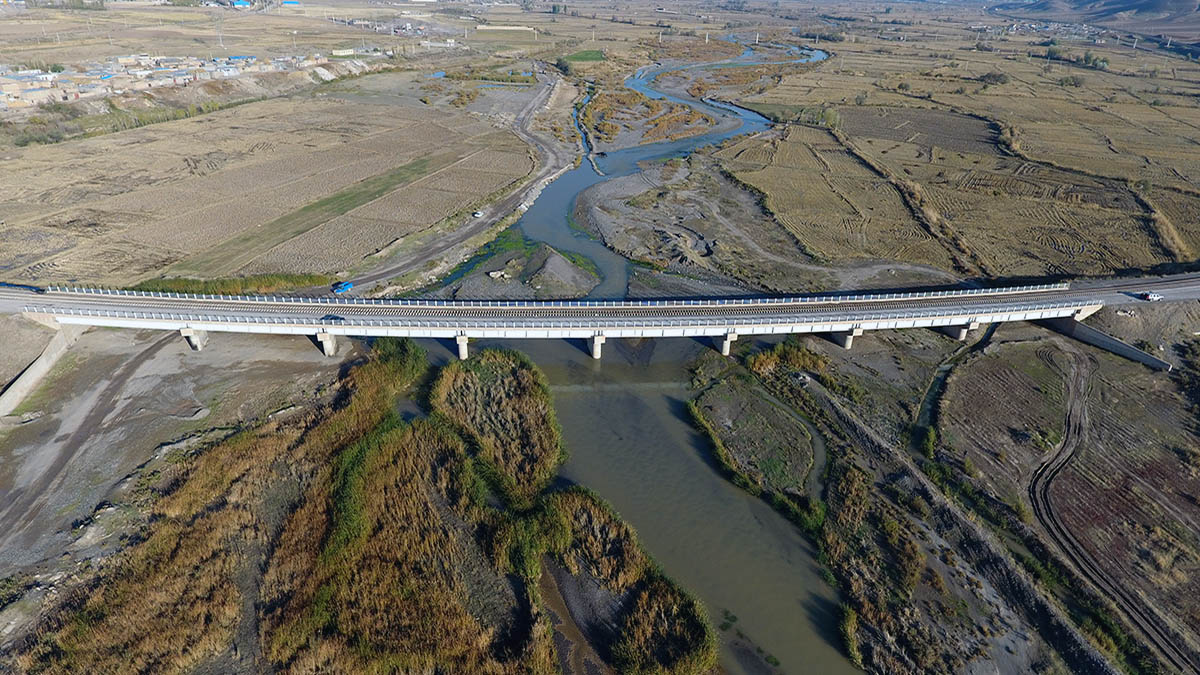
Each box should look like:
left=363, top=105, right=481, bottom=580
left=1028, top=347, right=1199, bottom=674
left=3, top=271, right=1199, bottom=322
left=23, top=294, right=1088, bottom=322
left=7, top=285, right=1087, bottom=320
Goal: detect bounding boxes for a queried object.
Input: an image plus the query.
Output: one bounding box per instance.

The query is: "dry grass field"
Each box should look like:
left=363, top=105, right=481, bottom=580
left=0, top=97, right=533, bottom=283
left=713, top=10, right=1200, bottom=278
left=715, top=124, right=957, bottom=270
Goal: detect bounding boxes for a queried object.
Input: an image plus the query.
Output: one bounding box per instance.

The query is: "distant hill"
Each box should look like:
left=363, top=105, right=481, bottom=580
left=996, top=0, right=1200, bottom=41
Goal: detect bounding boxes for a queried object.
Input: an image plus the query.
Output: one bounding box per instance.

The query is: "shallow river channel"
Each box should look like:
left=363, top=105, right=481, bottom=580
left=426, top=333, right=855, bottom=674
left=515, top=44, right=826, bottom=298
left=457, top=43, right=849, bottom=674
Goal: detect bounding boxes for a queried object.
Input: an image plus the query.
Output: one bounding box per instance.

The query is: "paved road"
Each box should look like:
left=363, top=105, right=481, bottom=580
left=3, top=274, right=1200, bottom=328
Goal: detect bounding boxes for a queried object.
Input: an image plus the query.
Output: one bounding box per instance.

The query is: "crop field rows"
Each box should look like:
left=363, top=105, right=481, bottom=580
left=247, top=147, right=535, bottom=275
left=0, top=98, right=533, bottom=284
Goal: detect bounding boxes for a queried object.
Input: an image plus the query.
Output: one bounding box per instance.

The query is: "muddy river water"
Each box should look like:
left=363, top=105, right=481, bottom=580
left=452, top=336, right=853, bottom=674
left=462, top=43, right=850, bottom=674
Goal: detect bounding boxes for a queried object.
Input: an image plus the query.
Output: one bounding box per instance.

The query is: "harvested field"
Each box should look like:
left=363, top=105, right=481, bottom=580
left=0, top=96, right=532, bottom=285
left=721, top=17, right=1200, bottom=276
left=716, top=126, right=955, bottom=270
left=718, top=118, right=1170, bottom=276
left=838, top=107, right=1000, bottom=156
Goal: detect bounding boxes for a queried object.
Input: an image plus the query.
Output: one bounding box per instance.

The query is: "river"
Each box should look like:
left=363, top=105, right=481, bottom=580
left=444, top=42, right=851, bottom=674
left=515, top=44, right=826, bottom=299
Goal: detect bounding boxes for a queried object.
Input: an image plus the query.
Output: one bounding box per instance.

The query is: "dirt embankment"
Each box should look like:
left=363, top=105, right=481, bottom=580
left=0, top=315, right=53, bottom=394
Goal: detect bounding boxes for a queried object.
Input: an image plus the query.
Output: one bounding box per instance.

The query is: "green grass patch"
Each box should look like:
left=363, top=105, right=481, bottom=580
left=321, top=411, right=403, bottom=561
left=131, top=273, right=333, bottom=295
left=557, top=250, right=601, bottom=279
left=565, top=49, right=605, bottom=62
left=171, top=152, right=461, bottom=277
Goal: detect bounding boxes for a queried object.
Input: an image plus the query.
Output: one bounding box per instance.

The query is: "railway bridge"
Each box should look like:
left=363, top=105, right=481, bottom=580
left=7, top=274, right=1193, bottom=364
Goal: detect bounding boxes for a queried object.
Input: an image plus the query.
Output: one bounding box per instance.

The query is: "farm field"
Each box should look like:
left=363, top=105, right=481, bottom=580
left=940, top=328, right=1200, bottom=668
left=715, top=125, right=958, bottom=271
left=718, top=11, right=1200, bottom=277
left=0, top=96, right=534, bottom=284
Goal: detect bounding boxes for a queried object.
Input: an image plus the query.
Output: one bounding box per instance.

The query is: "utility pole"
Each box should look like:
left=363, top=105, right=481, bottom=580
left=705, top=31, right=708, bottom=44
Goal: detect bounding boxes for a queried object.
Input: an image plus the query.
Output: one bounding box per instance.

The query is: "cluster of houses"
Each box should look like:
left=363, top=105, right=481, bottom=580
left=0, top=52, right=331, bottom=110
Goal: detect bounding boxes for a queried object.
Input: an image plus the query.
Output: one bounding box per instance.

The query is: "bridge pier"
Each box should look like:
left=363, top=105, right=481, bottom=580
left=720, top=332, right=738, bottom=356
left=590, top=334, right=606, bottom=359
left=180, top=328, right=208, bottom=352
left=316, top=332, right=337, bottom=357
left=830, top=328, right=863, bottom=350
left=934, top=321, right=978, bottom=341
left=456, top=335, right=470, bottom=360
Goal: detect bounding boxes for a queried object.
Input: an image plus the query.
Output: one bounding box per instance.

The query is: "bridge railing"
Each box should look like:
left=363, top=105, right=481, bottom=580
left=25, top=297, right=1099, bottom=330
left=44, top=282, right=1071, bottom=308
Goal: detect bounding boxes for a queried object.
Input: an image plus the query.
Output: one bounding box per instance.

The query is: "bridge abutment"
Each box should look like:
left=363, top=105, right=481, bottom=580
left=180, top=328, right=208, bottom=352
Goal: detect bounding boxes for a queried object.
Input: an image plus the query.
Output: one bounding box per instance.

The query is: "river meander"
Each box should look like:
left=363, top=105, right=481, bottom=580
left=451, top=43, right=849, bottom=674
left=514, top=45, right=826, bottom=299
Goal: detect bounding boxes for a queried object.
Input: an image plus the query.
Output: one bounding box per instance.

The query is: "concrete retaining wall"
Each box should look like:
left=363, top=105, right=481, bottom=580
left=1038, top=318, right=1173, bottom=371
left=0, top=325, right=84, bottom=417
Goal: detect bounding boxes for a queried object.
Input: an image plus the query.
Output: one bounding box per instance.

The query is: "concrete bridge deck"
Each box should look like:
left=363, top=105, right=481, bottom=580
left=4, top=273, right=1199, bottom=360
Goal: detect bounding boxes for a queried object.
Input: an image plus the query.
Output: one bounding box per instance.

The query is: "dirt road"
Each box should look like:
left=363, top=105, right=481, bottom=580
left=1029, top=343, right=1200, bottom=674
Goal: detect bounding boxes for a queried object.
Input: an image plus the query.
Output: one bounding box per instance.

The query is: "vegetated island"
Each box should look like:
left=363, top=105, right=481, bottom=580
left=6, top=340, right=714, bottom=675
